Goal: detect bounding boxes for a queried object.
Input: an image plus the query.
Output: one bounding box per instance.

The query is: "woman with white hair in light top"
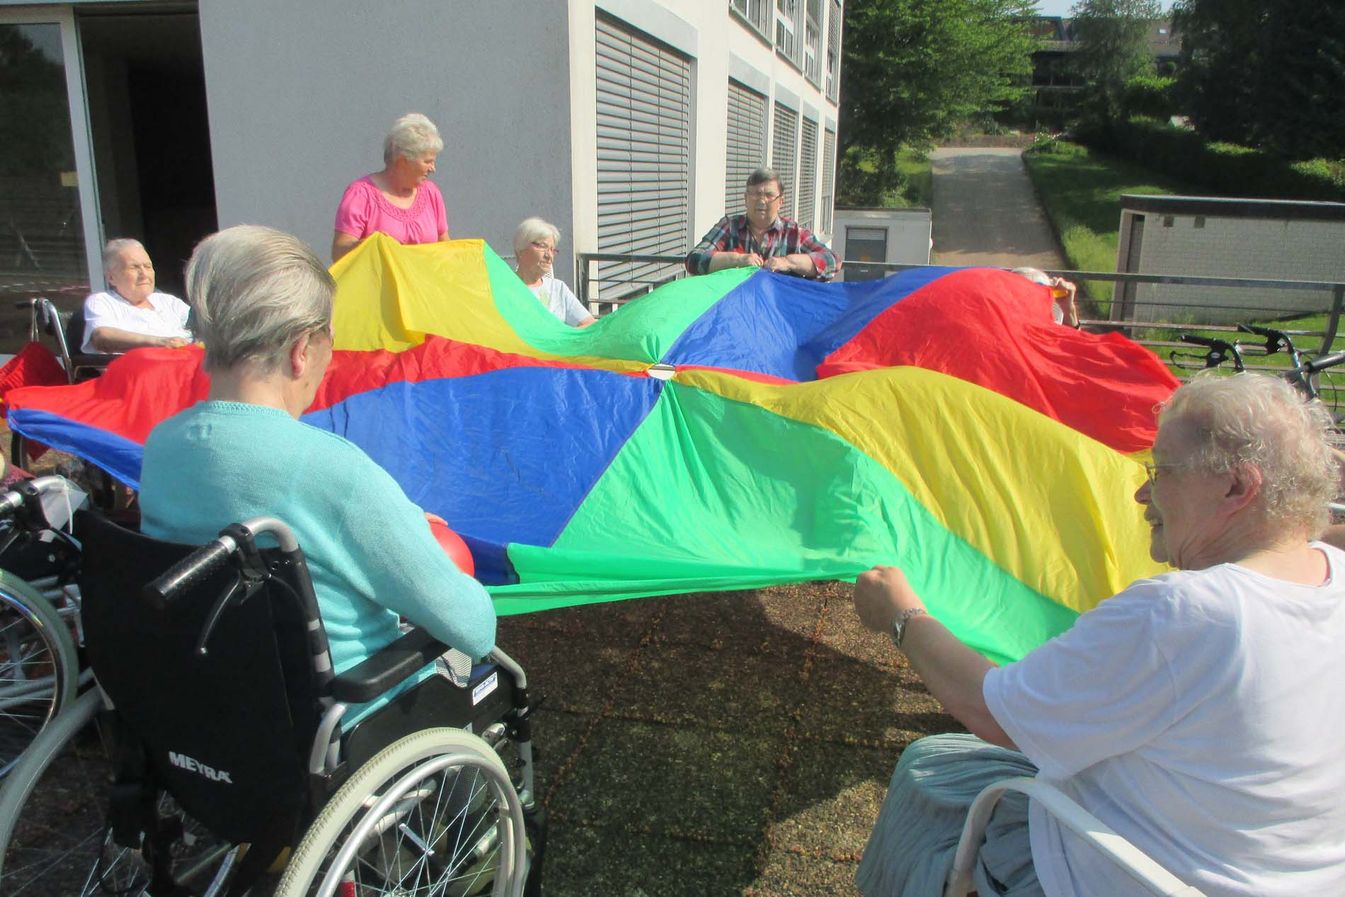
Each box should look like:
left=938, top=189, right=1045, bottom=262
left=332, top=113, right=450, bottom=263
left=512, top=217, right=595, bottom=328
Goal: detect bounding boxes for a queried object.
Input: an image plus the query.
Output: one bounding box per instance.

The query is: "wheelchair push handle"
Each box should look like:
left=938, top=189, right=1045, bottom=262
left=145, top=538, right=238, bottom=610
left=143, top=517, right=300, bottom=611
left=0, top=476, right=80, bottom=527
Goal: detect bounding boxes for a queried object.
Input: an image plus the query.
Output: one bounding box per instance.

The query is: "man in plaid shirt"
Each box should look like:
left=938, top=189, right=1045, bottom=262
left=684, top=168, right=840, bottom=281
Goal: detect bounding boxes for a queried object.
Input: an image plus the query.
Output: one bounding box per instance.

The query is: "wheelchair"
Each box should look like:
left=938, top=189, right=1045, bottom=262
left=9, top=297, right=117, bottom=475
left=0, top=475, right=87, bottom=778
left=0, top=511, right=544, bottom=897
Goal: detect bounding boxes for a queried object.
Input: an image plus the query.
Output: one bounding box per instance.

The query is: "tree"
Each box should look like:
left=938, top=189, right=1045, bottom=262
left=1068, top=0, right=1162, bottom=123
left=838, top=0, right=1037, bottom=203
left=1175, top=0, right=1345, bottom=159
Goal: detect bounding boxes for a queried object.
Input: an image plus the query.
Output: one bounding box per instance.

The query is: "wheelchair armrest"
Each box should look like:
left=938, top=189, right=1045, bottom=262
left=331, top=627, right=450, bottom=704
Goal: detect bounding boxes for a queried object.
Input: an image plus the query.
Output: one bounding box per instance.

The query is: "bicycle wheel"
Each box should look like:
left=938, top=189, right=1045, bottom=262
left=0, top=689, right=238, bottom=897
left=275, top=727, right=528, bottom=897
left=0, top=573, right=78, bottom=778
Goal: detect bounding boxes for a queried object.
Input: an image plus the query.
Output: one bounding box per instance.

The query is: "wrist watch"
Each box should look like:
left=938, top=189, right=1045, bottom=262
left=889, top=607, right=928, bottom=649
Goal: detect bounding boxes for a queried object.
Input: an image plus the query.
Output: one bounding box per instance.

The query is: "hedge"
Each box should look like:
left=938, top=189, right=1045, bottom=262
left=1074, top=117, right=1345, bottom=203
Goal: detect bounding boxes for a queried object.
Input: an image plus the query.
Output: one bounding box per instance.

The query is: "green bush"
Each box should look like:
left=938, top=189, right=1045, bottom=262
left=1120, top=75, right=1177, bottom=120
left=1075, top=116, right=1345, bottom=202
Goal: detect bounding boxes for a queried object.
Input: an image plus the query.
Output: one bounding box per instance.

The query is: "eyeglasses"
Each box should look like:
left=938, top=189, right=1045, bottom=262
left=745, top=190, right=781, bottom=202
left=529, top=241, right=556, bottom=253
left=1142, top=462, right=1186, bottom=485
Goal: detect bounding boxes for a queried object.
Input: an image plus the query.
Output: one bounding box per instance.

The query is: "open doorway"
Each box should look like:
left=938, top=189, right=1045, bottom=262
left=79, top=7, right=215, bottom=297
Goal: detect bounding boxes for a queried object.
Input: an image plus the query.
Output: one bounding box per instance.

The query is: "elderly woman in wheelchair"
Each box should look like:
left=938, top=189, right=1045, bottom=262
left=0, top=226, right=542, bottom=897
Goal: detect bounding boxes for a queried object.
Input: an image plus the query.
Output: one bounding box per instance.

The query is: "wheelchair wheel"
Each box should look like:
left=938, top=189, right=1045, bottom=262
left=276, top=727, right=529, bottom=897
left=0, top=573, right=78, bottom=778
left=0, top=689, right=238, bottom=897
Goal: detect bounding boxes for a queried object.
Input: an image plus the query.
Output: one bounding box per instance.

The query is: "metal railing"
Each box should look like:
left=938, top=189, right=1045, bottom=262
left=574, top=253, right=1345, bottom=408
left=577, top=255, right=1345, bottom=339
left=576, top=253, right=690, bottom=316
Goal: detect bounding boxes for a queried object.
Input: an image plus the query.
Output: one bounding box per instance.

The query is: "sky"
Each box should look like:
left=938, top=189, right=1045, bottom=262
left=1033, top=0, right=1177, bottom=16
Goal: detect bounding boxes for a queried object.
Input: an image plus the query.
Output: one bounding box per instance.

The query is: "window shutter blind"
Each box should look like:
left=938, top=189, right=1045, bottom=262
left=595, top=15, right=692, bottom=296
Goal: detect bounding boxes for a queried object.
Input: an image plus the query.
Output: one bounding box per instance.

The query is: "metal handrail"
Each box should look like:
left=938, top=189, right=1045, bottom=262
left=575, top=253, right=1345, bottom=358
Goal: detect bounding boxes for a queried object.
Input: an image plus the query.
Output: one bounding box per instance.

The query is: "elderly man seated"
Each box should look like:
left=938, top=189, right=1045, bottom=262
left=685, top=167, right=839, bottom=280
left=81, top=238, right=192, bottom=353
left=852, top=372, right=1345, bottom=897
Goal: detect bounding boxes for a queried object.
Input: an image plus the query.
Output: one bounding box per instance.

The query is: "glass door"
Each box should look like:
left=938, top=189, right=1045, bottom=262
left=0, top=7, right=101, bottom=349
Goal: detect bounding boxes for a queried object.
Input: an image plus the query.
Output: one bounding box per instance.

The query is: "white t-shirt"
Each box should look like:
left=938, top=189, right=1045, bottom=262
left=984, top=544, right=1345, bottom=897
left=525, top=274, right=592, bottom=327
left=82, top=290, right=191, bottom=353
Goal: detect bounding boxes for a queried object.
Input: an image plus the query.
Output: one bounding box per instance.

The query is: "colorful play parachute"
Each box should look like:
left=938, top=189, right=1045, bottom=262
left=7, top=235, right=1179, bottom=663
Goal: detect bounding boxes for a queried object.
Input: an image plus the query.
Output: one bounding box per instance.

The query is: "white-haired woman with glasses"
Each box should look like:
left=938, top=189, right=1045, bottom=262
left=512, top=217, right=594, bottom=328
left=332, top=113, right=450, bottom=263
left=141, top=225, right=495, bottom=716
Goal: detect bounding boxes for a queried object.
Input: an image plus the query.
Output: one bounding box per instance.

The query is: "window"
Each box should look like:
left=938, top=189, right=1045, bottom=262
left=726, top=81, right=769, bottom=216
left=595, top=14, right=692, bottom=297
left=730, top=0, right=770, bottom=38
left=825, top=0, right=842, bottom=101
left=820, top=128, right=836, bottom=234
left=775, top=0, right=797, bottom=62
left=771, top=102, right=798, bottom=220
left=804, top=0, right=822, bottom=85
left=797, top=117, right=818, bottom=229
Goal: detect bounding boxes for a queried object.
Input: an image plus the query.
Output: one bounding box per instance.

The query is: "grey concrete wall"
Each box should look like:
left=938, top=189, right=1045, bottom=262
left=198, top=0, right=576, bottom=281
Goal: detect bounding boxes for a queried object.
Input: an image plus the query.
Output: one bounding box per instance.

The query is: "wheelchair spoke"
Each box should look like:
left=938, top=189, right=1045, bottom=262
left=276, top=729, right=528, bottom=897
left=0, top=580, right=78, bottom=778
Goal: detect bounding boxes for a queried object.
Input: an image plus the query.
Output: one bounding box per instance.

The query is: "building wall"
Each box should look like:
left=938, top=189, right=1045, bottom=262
left=1119, top=208, right=1345, bottom=323
left=831, top=208, right=932, bottom=272
left=567, top=0, right=840, bottom=266
left=198, top=0, right=576, bottom=280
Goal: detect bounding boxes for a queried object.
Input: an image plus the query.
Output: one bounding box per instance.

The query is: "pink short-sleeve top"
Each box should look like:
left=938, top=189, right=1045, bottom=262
left=333, top=175, right=448, bottom=246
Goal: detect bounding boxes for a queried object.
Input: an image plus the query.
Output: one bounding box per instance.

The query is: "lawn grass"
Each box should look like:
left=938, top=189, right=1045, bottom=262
left=844, top=146, right=933, bottom=209
left=1021, top=139, right=1345, bottom=400
left=1021, top=139, right=1195, bottom=307
left=892, top=148, right=933, bottom=208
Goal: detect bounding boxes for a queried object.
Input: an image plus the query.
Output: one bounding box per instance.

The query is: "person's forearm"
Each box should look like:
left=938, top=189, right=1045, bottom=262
left=332, top=231, right=360, bottom=263
left=900, top=615, right=1015, bottom=748
left=785, top=253, right=819, bottom=276
left=89, top=327, right=184, bottom=353
left=707, top=251, right=750, bottom=272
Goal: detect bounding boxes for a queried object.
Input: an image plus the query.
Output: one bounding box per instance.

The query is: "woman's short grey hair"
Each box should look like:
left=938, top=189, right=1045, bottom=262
left=513, top=217, right=562, bottom=255
left=1159, top=371, right=1338, bottom=532
left=186, top=225, right=334, bottom=374
left=1011, top=267, right=1052, bottom=286
left=102, top=238, right=146, bottom=272
left=383, top=113, right=444, bottom=165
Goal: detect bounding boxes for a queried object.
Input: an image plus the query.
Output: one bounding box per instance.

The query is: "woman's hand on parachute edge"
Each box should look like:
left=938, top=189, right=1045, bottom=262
left=853, top=566, right=927, bottom=633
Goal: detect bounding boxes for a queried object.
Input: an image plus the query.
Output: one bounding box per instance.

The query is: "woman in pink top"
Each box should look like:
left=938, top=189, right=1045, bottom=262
left=331, top=113, right=450, bottom=263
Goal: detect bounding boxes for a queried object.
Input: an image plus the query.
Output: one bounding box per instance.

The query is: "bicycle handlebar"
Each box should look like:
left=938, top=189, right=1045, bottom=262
left=1299, top=352, right=1345, bottom=375
left=1178, top=334, right=1245, bottom=371
left=1237, top=322, right=1296, bottom=358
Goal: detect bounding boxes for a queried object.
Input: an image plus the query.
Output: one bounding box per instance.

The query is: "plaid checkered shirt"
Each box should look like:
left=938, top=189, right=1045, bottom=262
left=684, top=215, right=839, bottom=281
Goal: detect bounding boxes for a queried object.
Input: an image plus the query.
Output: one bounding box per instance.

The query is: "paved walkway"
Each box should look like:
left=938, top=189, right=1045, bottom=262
left=929, top=147, right=1068, bottom=270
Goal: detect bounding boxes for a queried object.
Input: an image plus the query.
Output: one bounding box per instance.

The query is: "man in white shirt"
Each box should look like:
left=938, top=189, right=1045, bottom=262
left=852, top=372, right=1345, bottom=897
left=82, top=239, right=192, bottom=354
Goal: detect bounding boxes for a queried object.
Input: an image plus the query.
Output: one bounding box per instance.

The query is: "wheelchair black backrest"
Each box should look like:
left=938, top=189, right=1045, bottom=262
left=64, top=304, right=87, bottom=356
left=75, top=509, right=324, bottom=845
